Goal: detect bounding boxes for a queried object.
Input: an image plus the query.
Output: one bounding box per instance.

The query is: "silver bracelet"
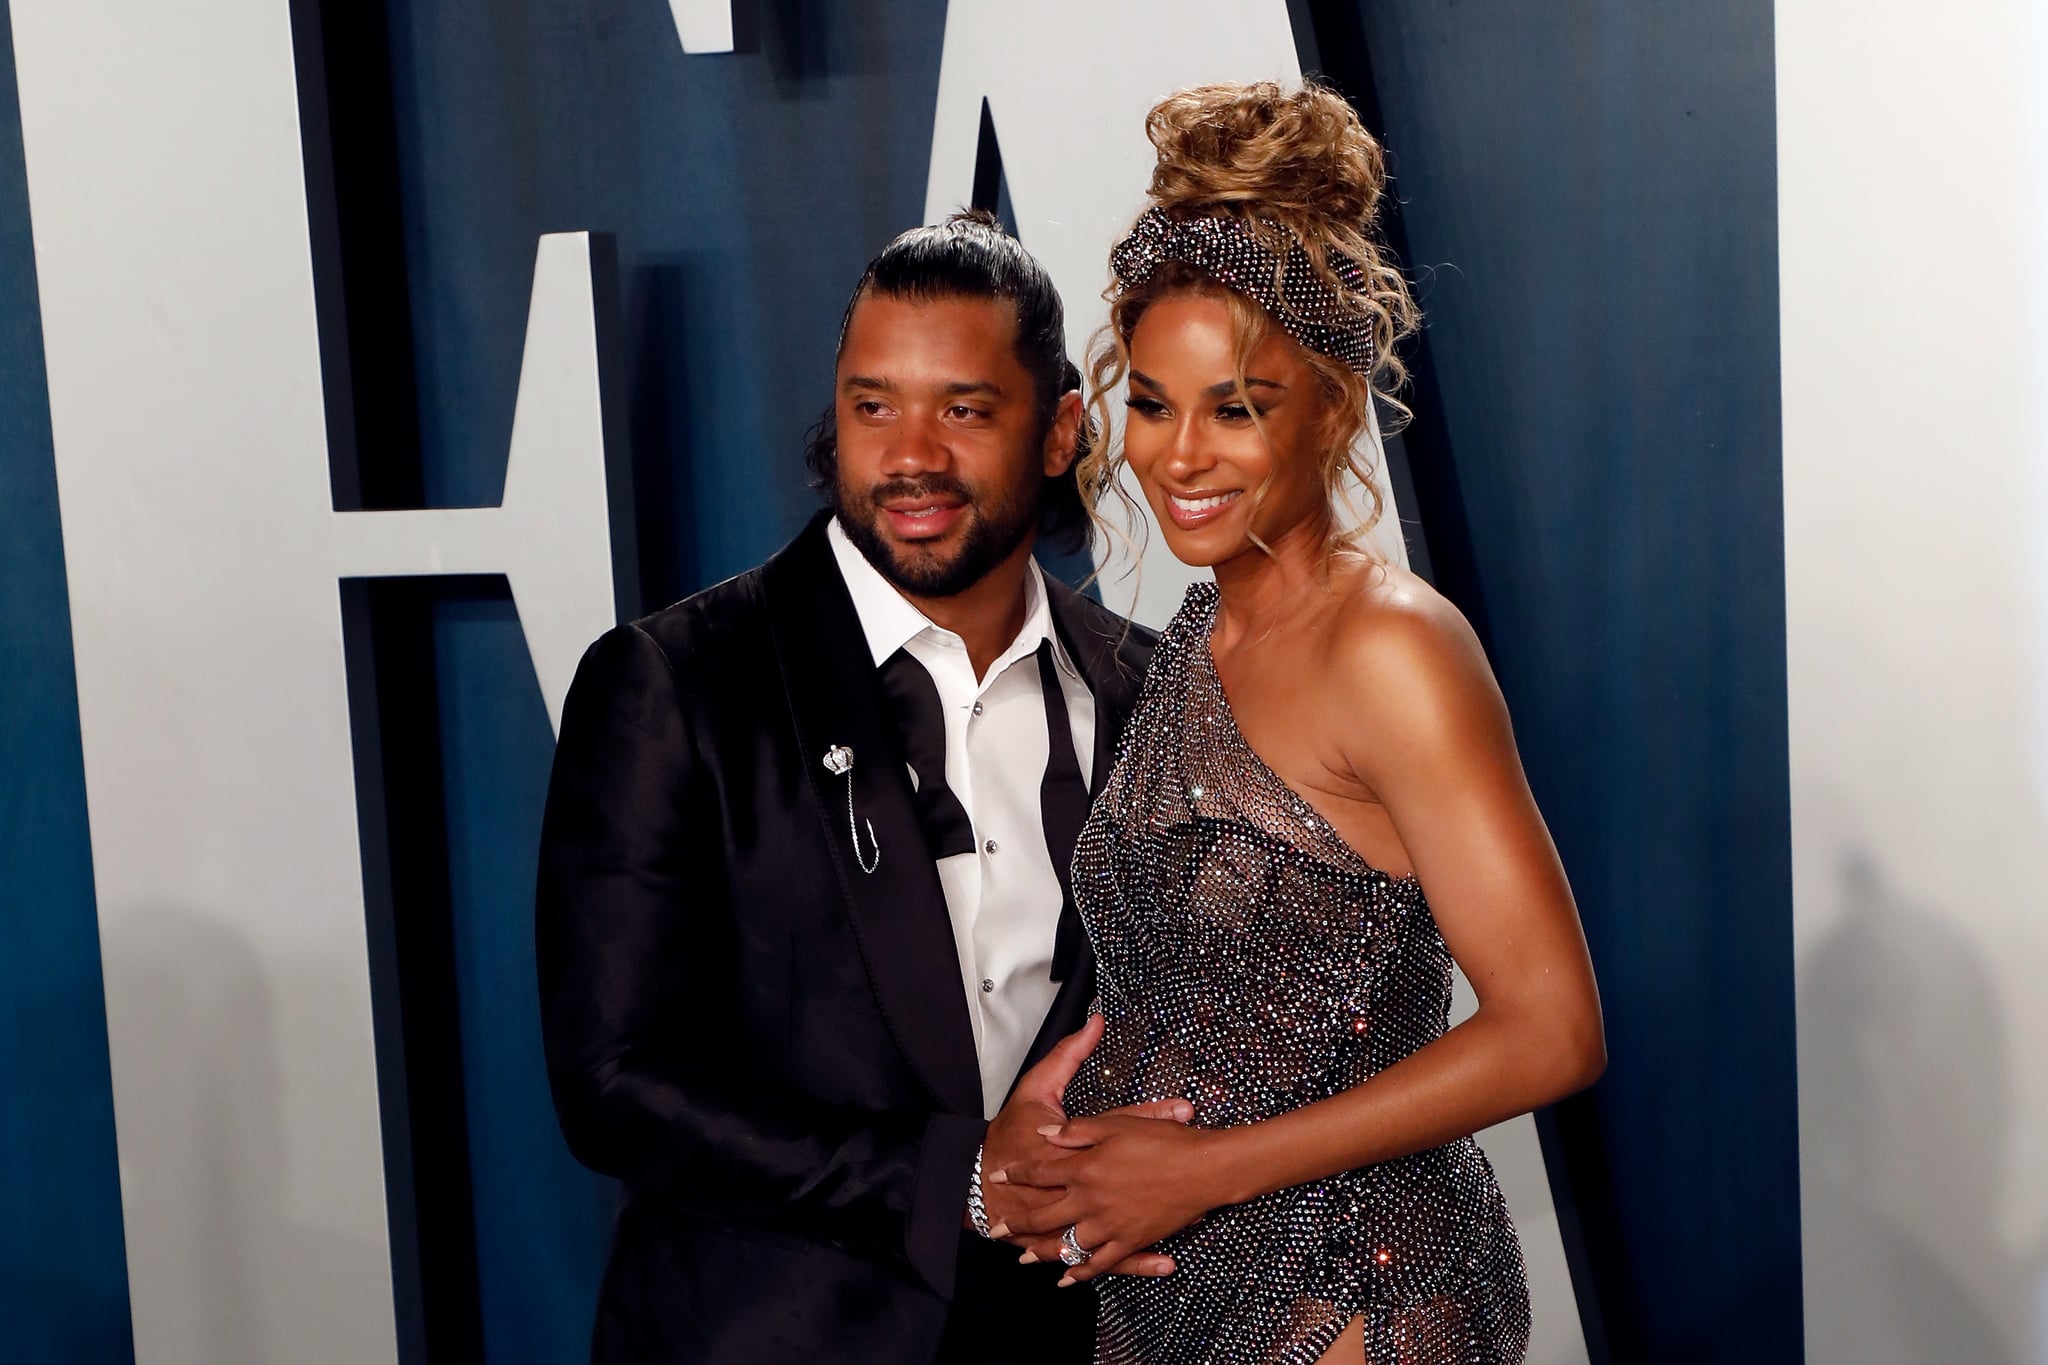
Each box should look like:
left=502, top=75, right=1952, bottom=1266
left=967, top=1143, right=992, bottom=1238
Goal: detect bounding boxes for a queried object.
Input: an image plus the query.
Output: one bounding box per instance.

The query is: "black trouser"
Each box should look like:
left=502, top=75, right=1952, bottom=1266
left=936, top=1231, right=1098, bottom=1363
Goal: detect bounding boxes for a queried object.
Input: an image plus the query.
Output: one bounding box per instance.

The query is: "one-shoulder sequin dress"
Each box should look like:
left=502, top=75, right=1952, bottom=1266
left=1063, top=583, right=1530, bottom=1365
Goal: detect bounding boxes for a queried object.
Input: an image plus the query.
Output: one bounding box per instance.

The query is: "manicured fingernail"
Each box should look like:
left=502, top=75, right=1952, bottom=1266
left=1057, top=1275, right=1075, bottom=1288
left=1018, top=1251, right=1038, bottom=1265
left=988, top=1222, right=1009, bottom=1239
left=1036, top=1124, right=1062, bottom=1137
left=987, top=1169, right=1008, bottom=1184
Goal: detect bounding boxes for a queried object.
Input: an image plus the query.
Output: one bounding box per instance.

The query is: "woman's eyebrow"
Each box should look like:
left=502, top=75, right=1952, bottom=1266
left=1201, top=376, right=1286, bottom=398
left=1129, top=370, right=1286, bottom=398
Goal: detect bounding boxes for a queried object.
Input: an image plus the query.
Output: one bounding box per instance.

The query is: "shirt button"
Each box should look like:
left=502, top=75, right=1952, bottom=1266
left=983, top=838, right=998, bottom=855
left=981, top=978, right=995, bottom=993
left=971, top=700, right=984, bottom=716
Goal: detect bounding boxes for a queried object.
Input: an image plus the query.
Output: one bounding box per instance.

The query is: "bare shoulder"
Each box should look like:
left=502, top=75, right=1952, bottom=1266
left=1319, top=560, right=1510, bottom=767
left=1325, top=561, right=1492, bottom=696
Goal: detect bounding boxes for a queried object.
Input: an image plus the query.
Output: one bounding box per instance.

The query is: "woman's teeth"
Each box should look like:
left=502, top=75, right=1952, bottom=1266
left=1169, top=491, right=1241, bottom=514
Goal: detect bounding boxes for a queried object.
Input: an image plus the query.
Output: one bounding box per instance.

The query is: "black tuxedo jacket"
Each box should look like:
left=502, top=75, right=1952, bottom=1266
left=536, top=513, right=1154, bottom=1364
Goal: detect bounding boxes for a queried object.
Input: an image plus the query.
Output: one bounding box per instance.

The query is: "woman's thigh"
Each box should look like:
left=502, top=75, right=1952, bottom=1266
left=1312, top=1312, right=1366, bottom=1363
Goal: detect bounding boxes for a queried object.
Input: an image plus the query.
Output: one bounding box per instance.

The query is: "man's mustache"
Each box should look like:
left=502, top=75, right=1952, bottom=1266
left=866, top=476, right=974, bottom=505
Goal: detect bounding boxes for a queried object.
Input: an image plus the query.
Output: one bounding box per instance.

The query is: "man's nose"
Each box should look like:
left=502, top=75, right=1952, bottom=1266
left=882, top=412, right=950, bottom=475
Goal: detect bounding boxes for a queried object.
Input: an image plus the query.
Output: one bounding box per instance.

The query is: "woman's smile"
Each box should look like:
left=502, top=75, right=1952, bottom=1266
left=1161, top=487, right=1244, bottom=528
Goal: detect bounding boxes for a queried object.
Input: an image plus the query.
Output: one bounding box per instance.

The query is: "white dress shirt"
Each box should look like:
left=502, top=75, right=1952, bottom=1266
left=827, top=517, right=1095, bottom=1118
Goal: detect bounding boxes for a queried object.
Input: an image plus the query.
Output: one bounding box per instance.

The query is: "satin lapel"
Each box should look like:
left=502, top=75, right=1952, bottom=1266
left=1018, top=583, right=1152, bottom=1078
left=764, top=515, right=982, bottom=1118
left=1045, top=583, right=1147, bottom=801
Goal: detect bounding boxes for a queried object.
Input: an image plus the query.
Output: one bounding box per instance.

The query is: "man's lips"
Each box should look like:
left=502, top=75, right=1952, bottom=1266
left=878, top=499, right=967, bottom=540
left=1161, top=488, right=1243, bottom=529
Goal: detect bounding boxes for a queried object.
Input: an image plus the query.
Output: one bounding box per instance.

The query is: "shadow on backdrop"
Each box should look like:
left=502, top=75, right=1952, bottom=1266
left=1800, top=850, right=2037, bottom=1364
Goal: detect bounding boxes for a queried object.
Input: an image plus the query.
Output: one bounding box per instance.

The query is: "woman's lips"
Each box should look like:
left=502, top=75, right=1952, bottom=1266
left=881, top=501, right=966, bottom=540
left=1163, top=489, right=1243, bottom=529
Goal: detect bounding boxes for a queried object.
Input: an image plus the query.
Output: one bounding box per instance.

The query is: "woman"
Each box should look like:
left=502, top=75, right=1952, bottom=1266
left=990, top=83, right=1605, bottom=1363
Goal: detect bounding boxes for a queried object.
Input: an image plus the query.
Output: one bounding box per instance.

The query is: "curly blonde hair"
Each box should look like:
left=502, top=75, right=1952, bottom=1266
left=1079, top=80, right=1421, bottom=559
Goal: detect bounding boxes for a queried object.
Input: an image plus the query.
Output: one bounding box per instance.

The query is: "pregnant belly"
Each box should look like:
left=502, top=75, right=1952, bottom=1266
left=1064, top=1002, right=1371, bottom=1129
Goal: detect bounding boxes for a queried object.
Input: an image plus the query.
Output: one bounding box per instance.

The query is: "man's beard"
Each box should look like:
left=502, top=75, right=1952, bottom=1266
left=833, top=472, right=1040, bottom=599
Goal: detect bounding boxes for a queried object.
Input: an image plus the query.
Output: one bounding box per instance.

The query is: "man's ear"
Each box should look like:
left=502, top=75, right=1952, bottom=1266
left=1042, top=390, right=1085, bottom=479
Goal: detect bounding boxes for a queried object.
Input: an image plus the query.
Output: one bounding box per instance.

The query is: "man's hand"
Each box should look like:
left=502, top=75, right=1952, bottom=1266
left=978, top=1015, right=1192, bottom=1278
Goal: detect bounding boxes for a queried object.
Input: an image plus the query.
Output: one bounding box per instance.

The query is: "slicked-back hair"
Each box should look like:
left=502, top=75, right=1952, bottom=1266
left=805, top=210, right=1091, bottom=553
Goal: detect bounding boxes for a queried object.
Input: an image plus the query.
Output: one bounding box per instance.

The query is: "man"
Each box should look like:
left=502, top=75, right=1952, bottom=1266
left=536, top=212, right=1179, bottom=1364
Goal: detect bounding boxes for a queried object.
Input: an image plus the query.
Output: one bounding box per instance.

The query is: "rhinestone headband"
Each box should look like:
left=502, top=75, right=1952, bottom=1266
left=1109, top=207, right=1376, bottom=376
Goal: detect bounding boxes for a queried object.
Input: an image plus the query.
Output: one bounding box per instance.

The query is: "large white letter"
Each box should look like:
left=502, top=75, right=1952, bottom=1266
left=8, top=1, right=619, bottom=1358
left=333, top=233, right=622, bottom=733
left=668, top=0, right=751, bottom=55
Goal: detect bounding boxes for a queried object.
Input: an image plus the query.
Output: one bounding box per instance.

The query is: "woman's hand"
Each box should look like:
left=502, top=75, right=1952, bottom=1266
left=981, top=1016, right=1193, bottom=1279
left=990, top=1114, right=1234, bottom=1285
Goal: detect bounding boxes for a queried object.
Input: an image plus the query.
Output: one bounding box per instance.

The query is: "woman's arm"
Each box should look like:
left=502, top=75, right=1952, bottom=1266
left=1208, top=591, right=1604, bottom=1196
left=994, top=589, right=1604, bottom=1281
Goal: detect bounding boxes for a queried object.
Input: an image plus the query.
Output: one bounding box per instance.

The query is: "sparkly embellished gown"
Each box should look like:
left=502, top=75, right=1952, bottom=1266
left=1064, top=584, right=1530, bottom=1365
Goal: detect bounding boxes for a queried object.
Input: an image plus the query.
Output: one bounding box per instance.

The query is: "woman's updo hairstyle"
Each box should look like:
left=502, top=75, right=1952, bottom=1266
left=1081, top=81, right=1420, bottom=556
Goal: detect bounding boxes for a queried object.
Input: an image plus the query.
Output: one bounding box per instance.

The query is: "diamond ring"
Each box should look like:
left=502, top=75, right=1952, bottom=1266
left=1058, top=1224, right=1093, bottom=1266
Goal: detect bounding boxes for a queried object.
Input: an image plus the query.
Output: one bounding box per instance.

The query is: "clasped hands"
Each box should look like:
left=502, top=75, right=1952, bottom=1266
left=978, top=1014, right=1227, bottom=1286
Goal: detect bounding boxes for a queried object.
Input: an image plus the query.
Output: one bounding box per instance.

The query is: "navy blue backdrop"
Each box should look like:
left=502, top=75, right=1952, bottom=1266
left=0, top=2, right=1796, bottom=1362
left=1329, top=8, right=1800, bottom=1359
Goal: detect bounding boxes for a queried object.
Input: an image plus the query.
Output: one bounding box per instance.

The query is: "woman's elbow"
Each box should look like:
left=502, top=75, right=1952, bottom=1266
left=1553, top=1005, right=1606, bottom=1098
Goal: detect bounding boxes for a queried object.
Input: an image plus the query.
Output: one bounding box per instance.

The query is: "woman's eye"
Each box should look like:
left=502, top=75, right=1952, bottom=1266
left=1126, top=397, right=1167, bottom=418
left=1217, top=403, right=1256, bottom=422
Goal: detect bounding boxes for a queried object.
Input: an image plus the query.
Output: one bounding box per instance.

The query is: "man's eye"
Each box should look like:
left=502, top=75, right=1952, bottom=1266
left=854, top=400, right=889, bottom=417
left=947, top=405, right=990, bottom=421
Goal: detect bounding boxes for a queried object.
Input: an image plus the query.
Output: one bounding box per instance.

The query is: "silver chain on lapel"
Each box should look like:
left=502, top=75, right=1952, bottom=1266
left=822, top=744, right=879, bottom=874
